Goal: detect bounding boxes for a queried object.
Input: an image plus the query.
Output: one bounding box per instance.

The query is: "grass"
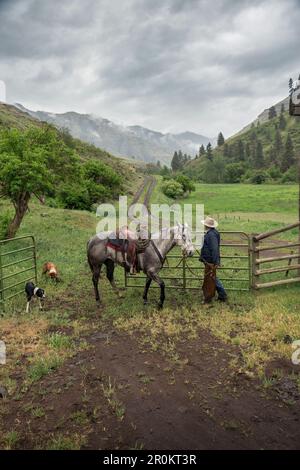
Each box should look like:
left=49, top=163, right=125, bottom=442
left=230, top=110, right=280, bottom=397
left=31, top=406, right=46, bottom=418
left=0, top=180, right=300, bottom=448
left=46, top=433, right=85, bottom=450
left=27, top=354, right=64, bottom=383
left=47, top=332, right=74, bottom=350
left=102, top=376, right=126, bottom=421
left=70, top=410, right=90, bottom=426
left=2, top=430, right=20, bottom=450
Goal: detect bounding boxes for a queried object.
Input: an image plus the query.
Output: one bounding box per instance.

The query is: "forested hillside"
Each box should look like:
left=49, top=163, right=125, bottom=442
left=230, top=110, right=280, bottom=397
left=182, top=105, right=300, bottom=184
left=0, top=103, right=141, bottom=238
left=0, top=103, right=140, bottom=190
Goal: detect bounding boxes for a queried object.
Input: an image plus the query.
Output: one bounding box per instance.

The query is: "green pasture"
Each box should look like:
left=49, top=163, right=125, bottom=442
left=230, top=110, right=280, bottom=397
left=0, top=181, right=300, bottom=405
left=152, top=178, right=298, bottom=240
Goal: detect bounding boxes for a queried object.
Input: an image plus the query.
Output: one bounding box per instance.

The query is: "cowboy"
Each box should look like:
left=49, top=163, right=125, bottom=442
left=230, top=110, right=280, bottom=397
left=200, top=216, right=227, bottom=303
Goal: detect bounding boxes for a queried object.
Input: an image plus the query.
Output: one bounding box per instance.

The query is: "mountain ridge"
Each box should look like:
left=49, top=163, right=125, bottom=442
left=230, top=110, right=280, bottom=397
left=14, top=103, right=213, bottom=165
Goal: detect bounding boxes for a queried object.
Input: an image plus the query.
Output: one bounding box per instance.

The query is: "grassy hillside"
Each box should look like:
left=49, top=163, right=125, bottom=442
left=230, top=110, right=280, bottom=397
left=184, top=109, right=300, bottom=184
left=0, top=103, right=141, bottom=195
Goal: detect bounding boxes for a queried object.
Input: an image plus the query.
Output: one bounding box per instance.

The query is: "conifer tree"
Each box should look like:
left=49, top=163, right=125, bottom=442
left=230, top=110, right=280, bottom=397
left=268, top=106, right=277, bottom=120
left=199, top=144, right=206, bottom=157
left=217, top=132, right=225, bottom=146
left=254, top=140, right=264, bottom=168
left=206, top=142, right=213, bottom=161
left=281, top=134, right=295, bottom=172
left=171, top=151, right=180, bottom=171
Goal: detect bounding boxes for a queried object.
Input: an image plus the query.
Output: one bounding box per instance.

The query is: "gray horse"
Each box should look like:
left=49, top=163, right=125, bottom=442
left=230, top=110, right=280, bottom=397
left=87, top=223, right=195, bottom=308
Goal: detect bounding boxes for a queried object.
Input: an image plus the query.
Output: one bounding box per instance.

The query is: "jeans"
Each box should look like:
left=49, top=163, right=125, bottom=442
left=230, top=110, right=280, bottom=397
left=216, top=278, right=227, bottom=299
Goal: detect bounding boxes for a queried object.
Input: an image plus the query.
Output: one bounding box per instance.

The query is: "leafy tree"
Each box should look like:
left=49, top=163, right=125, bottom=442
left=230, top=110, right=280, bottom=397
left=175, top=174, right=195, bottom=193
left=162, top=179, right=184, bottom=199
left=201, top=156, right=226, bottom=183
left=59, top=183, right=91, bottom=210
left=225, top=162, right=245, bottom=183
left=0, top=126, right=78, bottom=238
left=83, top=159, right=121, bottom=196
left=212, top=155, right=226, bottom=183
left=217, top=132, right=225, bottom=146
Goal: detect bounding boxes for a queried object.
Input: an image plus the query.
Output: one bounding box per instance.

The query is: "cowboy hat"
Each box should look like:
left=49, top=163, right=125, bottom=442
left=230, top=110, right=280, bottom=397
left=201, top=216, right=218, bottom=228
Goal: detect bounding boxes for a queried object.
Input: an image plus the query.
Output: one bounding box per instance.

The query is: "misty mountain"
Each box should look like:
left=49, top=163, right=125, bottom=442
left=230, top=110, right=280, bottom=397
left=14, top=104, right=212, bottom=165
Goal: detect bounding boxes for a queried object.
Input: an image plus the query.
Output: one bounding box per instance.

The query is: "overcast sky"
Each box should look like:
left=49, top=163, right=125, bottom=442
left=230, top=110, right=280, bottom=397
left=0, top=0, right=299, bottom=138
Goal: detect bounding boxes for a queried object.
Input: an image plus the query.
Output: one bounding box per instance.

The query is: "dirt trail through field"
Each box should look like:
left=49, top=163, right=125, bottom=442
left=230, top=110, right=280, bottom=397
left=3, top=327, right=300, bottom=450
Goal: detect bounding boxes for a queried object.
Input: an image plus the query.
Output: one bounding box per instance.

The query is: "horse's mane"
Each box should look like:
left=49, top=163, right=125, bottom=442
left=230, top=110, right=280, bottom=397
left=151, top=225, right=177, bottom=241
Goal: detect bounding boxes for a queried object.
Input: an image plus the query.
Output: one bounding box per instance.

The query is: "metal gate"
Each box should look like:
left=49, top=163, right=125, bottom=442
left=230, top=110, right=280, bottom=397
left=251, top=222, right=300, bottom=289
left=125, top=231, right=251, bottom=292
left=0, top=235, right=37, bottom=312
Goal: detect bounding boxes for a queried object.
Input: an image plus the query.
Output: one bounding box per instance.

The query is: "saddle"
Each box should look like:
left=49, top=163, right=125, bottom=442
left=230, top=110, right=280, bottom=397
left=106, top=229, right=150, bottom=274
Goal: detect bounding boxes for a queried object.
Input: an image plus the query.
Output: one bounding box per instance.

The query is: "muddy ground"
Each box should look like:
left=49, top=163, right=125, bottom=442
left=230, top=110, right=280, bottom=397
left=2, top=325, right=300, bottom=450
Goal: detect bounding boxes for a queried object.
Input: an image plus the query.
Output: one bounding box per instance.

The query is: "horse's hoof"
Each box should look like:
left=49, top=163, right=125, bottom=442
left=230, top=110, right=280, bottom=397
left=157, top=302, right=163, bottom=310
left=143, top=300, right=148, bottom=306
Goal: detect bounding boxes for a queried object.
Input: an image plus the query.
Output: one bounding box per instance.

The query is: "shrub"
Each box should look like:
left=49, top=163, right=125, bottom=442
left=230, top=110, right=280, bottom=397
left=59, top=184, right=90, bottom=210
left=267, top=165, right=281, bottom=181
left=175, top=174, right=195, bottom=193
left=250, top=171, right=268, bottom=184
left=83, top=160, right=121, bottom=196
left=225, top=163, right=246, bottom=183
left=162, top=179, right=184, bottom=199
left=281, top=167, right=298, bottom=183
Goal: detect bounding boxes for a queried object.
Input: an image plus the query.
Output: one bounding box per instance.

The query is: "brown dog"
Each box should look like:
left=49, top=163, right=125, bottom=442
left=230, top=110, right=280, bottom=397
left=42, top=262, right=60, bottom=282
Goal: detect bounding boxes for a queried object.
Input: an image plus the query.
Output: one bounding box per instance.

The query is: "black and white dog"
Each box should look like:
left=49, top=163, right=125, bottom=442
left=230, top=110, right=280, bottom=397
left=25, top=282, right=45, bottom=313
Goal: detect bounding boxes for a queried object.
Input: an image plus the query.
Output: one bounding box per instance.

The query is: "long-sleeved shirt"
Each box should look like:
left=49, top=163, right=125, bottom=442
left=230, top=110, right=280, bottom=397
left=200, top=228, right=220, bottom=265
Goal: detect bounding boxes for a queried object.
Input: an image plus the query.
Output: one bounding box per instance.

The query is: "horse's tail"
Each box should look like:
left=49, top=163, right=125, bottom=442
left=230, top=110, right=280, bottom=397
left=86, top=237, right=95, bottom=271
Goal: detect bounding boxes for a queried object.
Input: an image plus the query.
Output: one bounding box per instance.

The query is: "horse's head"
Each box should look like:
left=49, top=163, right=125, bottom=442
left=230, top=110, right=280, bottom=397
left=175, top=223, right=195, bottom=257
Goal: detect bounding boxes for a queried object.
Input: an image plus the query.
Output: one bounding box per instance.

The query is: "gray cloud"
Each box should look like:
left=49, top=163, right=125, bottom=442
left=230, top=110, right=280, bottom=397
left=0, top=0, right=299, bottom=138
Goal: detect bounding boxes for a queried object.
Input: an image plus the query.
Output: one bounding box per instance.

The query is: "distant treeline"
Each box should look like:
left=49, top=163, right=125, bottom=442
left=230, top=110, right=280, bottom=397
left=145, top=104, right=300, bottom=185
